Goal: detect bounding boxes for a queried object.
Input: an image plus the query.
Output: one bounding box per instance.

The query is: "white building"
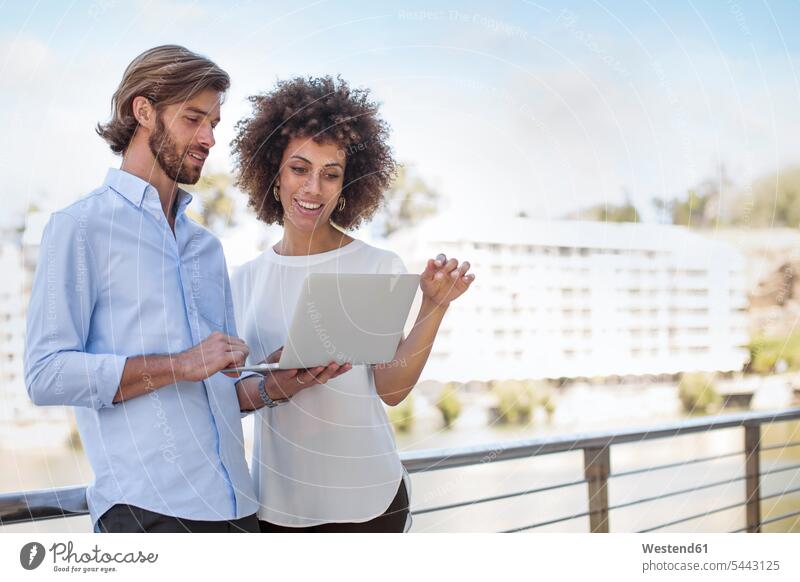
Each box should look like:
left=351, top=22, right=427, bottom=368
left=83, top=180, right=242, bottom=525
left=387, top=215, right=749, bottom=383
left=0, top=239, right=28, bottom=424
left=0, top=215, right=72, bottom=446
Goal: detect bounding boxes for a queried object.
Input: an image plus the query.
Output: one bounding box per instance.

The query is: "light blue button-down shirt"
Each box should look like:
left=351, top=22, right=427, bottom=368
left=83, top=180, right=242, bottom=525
left=24, top=168, right=258, bottom=530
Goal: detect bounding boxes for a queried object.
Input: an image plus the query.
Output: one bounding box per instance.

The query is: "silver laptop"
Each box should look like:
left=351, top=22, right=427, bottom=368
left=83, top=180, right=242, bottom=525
left=223, top=273, right=420, bottom=373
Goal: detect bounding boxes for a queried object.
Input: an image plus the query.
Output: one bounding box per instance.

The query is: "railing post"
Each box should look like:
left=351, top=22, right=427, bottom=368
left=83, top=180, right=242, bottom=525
left=584, top=446, right=610, bottom=533
left=744, top=423, right=761, bottom=533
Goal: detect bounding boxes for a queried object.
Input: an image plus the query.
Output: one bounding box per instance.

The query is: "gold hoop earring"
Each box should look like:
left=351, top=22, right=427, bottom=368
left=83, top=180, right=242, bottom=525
left=273, top=185, right=280, bottom=202
left=337, top=197, right=346, bottom=212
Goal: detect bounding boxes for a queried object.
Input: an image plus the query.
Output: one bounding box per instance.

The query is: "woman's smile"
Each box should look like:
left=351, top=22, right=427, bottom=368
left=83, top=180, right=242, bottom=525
left=292, top=197, right=325, bottom=217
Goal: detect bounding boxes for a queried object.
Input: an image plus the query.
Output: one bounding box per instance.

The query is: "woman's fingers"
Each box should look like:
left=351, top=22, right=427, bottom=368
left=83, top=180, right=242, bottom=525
left=311, top=367, right=332, bottom=384
left=422, top=258, right=438, bottom=280
left=302, top=367, right=325, bottom=383
left=433, top=257, right=457, bottom=279
left=297, top=366, right=325, bottom=385
left=310, top=362, right=352, bottom=385
left=266, top=346, right=283, bottom=364
left=428, top=254, right=476, bottom=287
left=451, top=260, right=470, bottom=278
left=329, top=362, right=352, bottom=379
left=316, top=363, right=342, bottom=384
left=270, top=362, right=353, bottom=399
left=442, top=257, right=458, bottom=272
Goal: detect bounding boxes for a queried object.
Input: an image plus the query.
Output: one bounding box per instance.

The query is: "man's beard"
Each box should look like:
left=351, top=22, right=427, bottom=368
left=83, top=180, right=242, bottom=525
left=148, top=114, right=205, bottom=185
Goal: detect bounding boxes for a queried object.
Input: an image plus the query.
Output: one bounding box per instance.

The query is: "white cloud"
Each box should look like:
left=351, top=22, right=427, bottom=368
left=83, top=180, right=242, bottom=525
left=0, top=36, right=54, bottom=92
left=1, top=7, right=799, bottom=229
left=134, top=0, right=210, bottom=32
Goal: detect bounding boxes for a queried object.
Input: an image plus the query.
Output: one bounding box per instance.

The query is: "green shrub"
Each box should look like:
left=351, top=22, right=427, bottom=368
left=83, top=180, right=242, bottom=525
left=528, top=380, right=557, bottom=422
left=435, top=382, right=462, bottom=429
left=678, top=372, right=721, bottom=414
left=540, top=391, right=557, bottom=420
left=491, top=380, right=536, bottom=425
left=387, top=393, right=414, bottom=433
left=747, top=333, right=800, bottom=373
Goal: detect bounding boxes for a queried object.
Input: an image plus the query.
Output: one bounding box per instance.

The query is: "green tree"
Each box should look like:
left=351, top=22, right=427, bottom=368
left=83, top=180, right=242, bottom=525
left=653, top=166, right=735, bottom=228
left=528, top=380, right=557, bottom=421
left=386, top=394, right=414, bottom=433
left=677, top=372, right=721, bottom=415
left=732, top=165, right=800, bottom=227
left=747, top=332, right=800, bottom=374
left=490, top=380, right=536, bottom=425
left=185, top=172, right=237, bottom=231
left=435, top=382, right=462, bottom=429
left=570, top=200, right=639, bottom=223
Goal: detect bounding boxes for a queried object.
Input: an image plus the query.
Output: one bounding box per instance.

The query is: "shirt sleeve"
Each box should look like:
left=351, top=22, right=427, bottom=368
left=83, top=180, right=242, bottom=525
left=23, top=212, right=127, bottom=410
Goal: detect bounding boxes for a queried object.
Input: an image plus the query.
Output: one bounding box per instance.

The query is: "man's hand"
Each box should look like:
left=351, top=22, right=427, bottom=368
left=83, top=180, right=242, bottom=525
left=177, top=331, right=249, bottom=382
left=420, top=253, right=475, bottom=308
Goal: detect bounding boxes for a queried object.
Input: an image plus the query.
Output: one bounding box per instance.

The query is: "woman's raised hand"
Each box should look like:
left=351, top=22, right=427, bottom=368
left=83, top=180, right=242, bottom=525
left=419, top=253, right=475, bottom=308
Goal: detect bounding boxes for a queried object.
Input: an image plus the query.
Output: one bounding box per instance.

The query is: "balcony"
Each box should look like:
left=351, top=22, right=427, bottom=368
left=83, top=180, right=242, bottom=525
left=2, top=409, right=799, bottom=532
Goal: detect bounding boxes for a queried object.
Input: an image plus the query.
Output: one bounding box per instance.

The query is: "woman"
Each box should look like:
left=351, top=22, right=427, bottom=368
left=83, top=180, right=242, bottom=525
left=230, top=76, right=475, bottom=532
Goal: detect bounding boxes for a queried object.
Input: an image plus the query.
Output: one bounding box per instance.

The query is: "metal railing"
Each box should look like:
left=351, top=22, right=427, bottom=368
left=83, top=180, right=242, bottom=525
left=2, top=408, right=799, bottom=532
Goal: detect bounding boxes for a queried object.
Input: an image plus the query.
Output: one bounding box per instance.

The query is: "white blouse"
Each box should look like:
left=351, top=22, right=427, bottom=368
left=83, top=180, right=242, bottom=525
left=231, top=238, right=411, bottom=527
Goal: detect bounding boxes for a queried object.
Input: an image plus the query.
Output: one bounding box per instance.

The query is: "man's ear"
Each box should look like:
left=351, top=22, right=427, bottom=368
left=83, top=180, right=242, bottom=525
left=131, top=96, right=155, bottom=130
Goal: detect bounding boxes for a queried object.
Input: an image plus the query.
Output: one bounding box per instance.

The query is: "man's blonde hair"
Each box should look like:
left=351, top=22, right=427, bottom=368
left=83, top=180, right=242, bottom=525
left=97, top=45, right=230, bottom=154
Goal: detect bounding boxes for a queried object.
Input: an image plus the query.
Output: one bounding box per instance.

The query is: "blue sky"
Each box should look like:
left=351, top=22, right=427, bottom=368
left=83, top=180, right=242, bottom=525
left=1, top=0, right=799, bottom=226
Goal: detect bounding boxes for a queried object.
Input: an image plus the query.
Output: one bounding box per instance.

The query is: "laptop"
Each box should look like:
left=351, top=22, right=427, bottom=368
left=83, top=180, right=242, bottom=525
left=222, top=273, right=420, bottom=373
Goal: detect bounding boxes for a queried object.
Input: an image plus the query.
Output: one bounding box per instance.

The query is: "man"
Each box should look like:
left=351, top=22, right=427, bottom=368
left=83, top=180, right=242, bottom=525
left=24, top=45, right=346, bottom=533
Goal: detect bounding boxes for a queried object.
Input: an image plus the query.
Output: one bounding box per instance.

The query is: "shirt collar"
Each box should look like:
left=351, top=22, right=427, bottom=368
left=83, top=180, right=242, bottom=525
left=104, top=168, right=194, bottom=217
left=174, top=188, right=194, bottom=217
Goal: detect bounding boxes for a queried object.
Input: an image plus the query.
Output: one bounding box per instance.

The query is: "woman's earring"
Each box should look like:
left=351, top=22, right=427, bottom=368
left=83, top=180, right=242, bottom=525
left=273, top=185, right=280, bottom=202
left=337, top=196, right=346, bottom=212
